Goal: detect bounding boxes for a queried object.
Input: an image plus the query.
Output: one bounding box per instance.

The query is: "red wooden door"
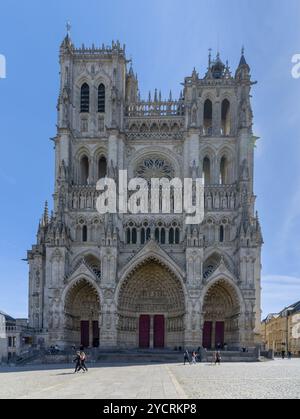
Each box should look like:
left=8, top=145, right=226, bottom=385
left=139, top=315, right=150, bottom=348
left=203, top=321, right=213, bottom=349
left=215, top=321, right=225, bottom=349
left=92, top=321, right=100, bottom=348
left=81, top=321, right=89, bottom=348
left=154, top=315, right=165, bottom=349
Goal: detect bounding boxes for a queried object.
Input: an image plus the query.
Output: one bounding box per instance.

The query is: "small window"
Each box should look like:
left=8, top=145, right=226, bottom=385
left=175, top=228, right=180, bottom=244
left=98, top=157, right=107, bottom=180
left=82, top=226, right=88, bottom=242
left=126, top=228, right=131, bottom=245
left=169, top=228, right=174, bottom=244
left=161, top=229, right=166, bottom=245
left=155, top=228, right=160, bottom=243
left=220, top=225, right=224, bottom=242
left=98, top=84, right=106, bottom=113
left=132, top=228, right=137, bottom=245
left=146, top=228, right=151, bottom=241
left=141, top=228, right=146, bottom=245
left=81, top=83, right=90, bottom=113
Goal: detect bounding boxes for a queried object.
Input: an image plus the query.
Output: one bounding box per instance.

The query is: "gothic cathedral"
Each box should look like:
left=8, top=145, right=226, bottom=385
left=27, top=33, right=263, bottom=351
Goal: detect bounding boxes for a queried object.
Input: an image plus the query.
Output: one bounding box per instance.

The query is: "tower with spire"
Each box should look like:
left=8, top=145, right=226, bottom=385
left=27, top=32, right=262, bottom=351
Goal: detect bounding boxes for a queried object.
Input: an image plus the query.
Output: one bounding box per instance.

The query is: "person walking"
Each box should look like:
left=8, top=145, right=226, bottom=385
left=73, top=351, right=81, bottom=373
left=192, top=351, right=197, bottom=365
left=80, top=351, right=88, bottom=372
left=184, top=350, right=190, bottom=365
left=215, top=350, right=221, bottom=366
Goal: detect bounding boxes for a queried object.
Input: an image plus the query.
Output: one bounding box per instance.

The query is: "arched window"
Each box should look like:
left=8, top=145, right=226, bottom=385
left=80, top=156, right=89, bottom=185
left=169, top=228, right=174, bottom=244
left=175, top=228, right=180, bottom=244
left=98, top=84, right=106, bottom=113
left=161, top=229, right=166, bottom=245
left=221, top=99, right=231, bottom=135
left=80, top=83, right=90, bottom=113
left=82, top=226, right=88, bottom=242
left=146, top=228, right=151, bottom=241
left=98, top=157, right=107, bottom=180
left=220, top=156, right=229, bottom=185
left=141, top=228, right=146, bottom=245
left=203, top=157, right=211, bottom=185
left=155, top=228, right=160, bottom=243
left=204, top=99, right=213, bottom=135
left=220, top=225, right=224, bottom=243
left=126, top=228, right=131, bottom=244
left=132, top=228, right=137, bottom=245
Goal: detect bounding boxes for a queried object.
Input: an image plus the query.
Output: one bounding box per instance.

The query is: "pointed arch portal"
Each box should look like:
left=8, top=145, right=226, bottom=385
left=64, top=279, right=101, bottom=348
left=202, top=279, right=241, bottom=349
left=117, top=261, right=185, bottom=349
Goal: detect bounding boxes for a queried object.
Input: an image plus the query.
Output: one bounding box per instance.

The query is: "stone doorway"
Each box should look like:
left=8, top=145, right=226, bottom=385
left=64, top=279, right=101, bottom=348
left=202, top=280, right=240, bottom=349
left=117, top=261, right=185, bottom=349
left=138, top=314, right=165, bottom=349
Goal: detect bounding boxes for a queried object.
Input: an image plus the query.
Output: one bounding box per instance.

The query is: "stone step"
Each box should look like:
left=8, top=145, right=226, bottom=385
left=26, top=349, right=260, bottom=365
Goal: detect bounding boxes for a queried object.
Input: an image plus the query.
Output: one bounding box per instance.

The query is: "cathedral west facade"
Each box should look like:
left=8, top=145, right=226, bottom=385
left=27, top=32, right=263, bottom=351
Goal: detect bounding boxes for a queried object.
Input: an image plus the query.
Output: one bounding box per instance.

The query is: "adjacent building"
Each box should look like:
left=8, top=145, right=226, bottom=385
left=261, top=301, right=300, bottom=355
left=0, top=311, right=33, bottom=363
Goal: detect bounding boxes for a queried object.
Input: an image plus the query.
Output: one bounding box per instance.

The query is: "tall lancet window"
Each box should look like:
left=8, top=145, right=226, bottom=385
left=221, top=99, right=231, bottom=136
left=80, top=83, right=90, bottom=113
left=220, top=156, right=229, bottom=185
left=80, top=156, right=89, bottom=185
left=98, top=84, right=106, bottom=113
left=204, top=99, right=213, bottom=135
left=203, top=157, right=211, bottom=185
left=98, top=157, right=107, bottom=180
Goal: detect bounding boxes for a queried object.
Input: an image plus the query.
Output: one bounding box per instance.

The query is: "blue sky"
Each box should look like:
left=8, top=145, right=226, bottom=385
left=1, top=0, right=300, bottom=318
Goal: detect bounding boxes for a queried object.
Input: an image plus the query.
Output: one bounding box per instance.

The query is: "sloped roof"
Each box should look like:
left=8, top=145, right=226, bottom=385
left=0, top=310, right=16, bottom=322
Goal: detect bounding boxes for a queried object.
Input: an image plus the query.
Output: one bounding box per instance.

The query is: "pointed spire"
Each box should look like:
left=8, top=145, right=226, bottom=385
left=169, top=90, right=173, bottom=101
left=128, top=57, right=134, bottom=76
left=239, top=45, right=248, bottom=67
left=208, top=48, right=212, bottom=68
left=66, top=21, right=71, bottom=38
left=154, top=88, right=158, bottom=102
left=43, top=201, right=49, bottom=226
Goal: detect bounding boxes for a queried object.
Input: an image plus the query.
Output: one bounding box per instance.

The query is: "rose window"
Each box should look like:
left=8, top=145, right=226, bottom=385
left=136, top=158, right=174, bottom=180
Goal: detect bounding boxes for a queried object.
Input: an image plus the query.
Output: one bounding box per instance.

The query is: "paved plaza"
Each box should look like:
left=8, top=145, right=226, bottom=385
left=0, top=359, right=300, bottom=399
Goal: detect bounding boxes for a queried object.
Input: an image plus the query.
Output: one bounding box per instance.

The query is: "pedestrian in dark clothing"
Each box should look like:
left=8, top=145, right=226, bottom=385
left=281, top=350, right=285, bottom=360
left=73, top=351, right=81, bottom=373
left=184, top=350, right=190, bottom=365
left=215, top=351, right=221, bottom=365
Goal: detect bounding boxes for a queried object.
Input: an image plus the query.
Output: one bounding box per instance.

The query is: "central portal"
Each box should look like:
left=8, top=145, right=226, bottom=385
left=139, top=314, right=165, bottom=349
left=117, top=260, right=185, bottom=349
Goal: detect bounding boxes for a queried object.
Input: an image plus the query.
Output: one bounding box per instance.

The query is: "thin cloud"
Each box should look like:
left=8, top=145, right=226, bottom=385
left=262, top=275, right=300, bottom=316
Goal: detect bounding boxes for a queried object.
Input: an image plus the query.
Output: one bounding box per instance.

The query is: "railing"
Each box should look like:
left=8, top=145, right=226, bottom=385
left=126, top=100, right=185, bottom=117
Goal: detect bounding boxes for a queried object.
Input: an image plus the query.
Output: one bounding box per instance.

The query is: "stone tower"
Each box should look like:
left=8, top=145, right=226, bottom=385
left=27, top=33, right=263, bottom=351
